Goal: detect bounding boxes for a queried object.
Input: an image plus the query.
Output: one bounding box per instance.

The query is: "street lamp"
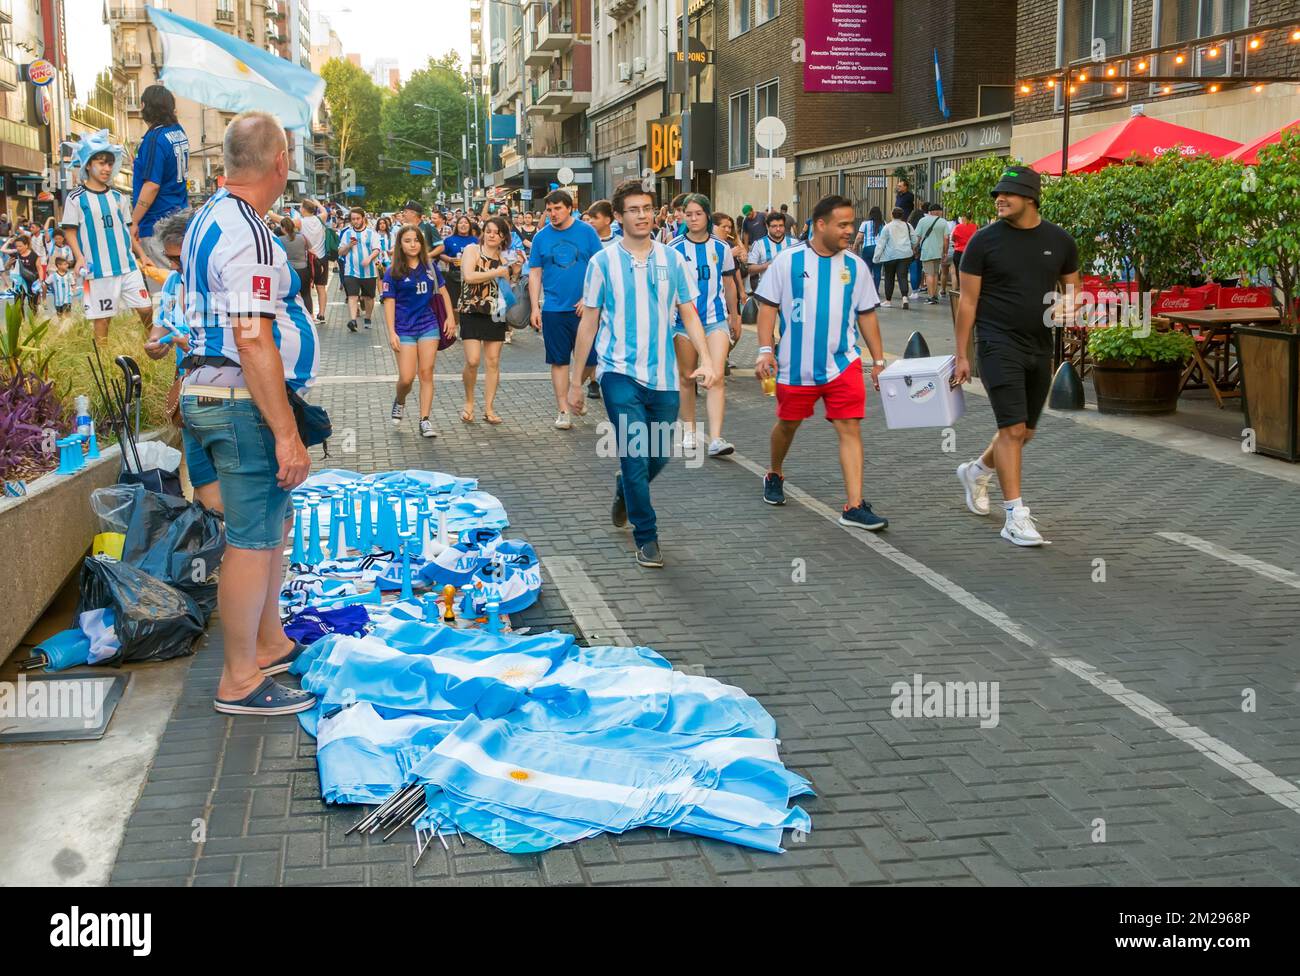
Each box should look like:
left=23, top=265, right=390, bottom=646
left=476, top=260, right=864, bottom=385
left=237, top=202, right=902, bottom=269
left=412, top=102, right=445, bottom=192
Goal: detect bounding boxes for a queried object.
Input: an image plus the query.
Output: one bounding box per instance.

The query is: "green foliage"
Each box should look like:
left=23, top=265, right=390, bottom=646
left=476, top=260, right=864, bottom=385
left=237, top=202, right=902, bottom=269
left=321, top=58, right=385, bottom=182
left=1174, top=128, right=1300, bottom=329
left=1088, top=322, right=1196, bottom=365
left=1, top=301, right=55, bottom=381
left=943, top=155, right=1018, bottom=226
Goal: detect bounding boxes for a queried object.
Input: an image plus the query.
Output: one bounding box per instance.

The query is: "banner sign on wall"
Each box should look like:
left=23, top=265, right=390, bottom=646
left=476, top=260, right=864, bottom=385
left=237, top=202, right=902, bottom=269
left=803, top=0, right=893, bottom=93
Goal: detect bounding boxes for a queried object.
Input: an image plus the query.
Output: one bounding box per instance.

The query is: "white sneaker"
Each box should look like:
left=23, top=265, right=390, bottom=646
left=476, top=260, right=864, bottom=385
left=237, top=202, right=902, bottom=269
left=879, top=300, right=892, bottom=308
left=956, top=461, right=993, bottom=516
left=554, top=411, right=572, bottom=430
left=682, top=429, right=696, bottom=451
left=901, top=299, right=909, bottom=310
left=707, top=437, right=734, bottom=457
left=1001, top=506, right=1045, bottom=547
left=419, top=418, right=437, bottom=438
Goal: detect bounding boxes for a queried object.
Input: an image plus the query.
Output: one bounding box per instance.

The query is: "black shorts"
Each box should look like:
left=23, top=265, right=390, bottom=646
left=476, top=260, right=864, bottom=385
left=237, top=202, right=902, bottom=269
left=307, top=254, right=330, bottom=286
left=459, top=311, right=508, bottom=343
left=977, top=341, right=1052, bottom=429
left=342, top=275, right=376, bottom=299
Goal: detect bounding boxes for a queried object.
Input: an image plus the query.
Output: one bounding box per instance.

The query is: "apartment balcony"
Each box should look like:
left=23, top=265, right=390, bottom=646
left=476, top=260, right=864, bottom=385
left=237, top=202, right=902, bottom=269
left=535, top=2, right=577, bottom=53
left=214, top=8, right=235, bottom=25
left=0, top=0, right=11, bottom=24
left=525, top=88, right=552, bottom=116
left=524, top=36, right=553, bottom=67
left=534, top=71, right=590, bottom=117
left=118, top=51, right=142, bottom=68
left=604, top=0, right=637, bottom=18
left=265, top=0, right=286, bottom=19
left=0, top=55, right=17, bottom=92
left=109, top=4, right=149, bottom=22
left=125, top=99, right=142, bottom=114
left=267, top=23, right=285, bottom=43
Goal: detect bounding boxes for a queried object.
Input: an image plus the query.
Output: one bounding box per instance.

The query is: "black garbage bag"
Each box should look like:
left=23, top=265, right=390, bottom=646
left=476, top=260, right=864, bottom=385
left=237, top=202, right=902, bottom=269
left=76, top=558, right=204, bottom=664
left=91, top=484, right=225, bottom=623
left=118, top=467, right=183, bottom=498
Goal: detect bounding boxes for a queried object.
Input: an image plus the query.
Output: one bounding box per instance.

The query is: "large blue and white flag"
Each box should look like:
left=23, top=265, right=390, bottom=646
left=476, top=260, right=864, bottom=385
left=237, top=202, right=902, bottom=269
left=934, top=49, right=951, bottom=121
left=146, top=6, right=325, bottom=131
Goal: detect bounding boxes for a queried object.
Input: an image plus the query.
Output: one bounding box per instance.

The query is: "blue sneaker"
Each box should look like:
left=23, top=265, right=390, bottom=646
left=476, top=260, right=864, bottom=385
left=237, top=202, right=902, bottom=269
left=763, top=472, right=786, bottom=506
left=839, top=501, right=888, bottom=531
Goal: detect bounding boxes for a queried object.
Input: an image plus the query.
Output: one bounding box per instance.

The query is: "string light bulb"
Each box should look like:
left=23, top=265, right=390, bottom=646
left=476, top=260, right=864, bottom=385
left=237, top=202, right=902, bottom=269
left=1161, top=85, right=1172, bottom=94
left=1207, top=47, right=1219, bottom=58
left=1248, top=37, right=1261, bottom=50
left=1174, top=53, right=1185, bottom=65
left=1254, top=84, right=1265, bottom=93
left=1209, top=83, right=1220, bottom=93
left=1291, top=29, right=1300, bottom=41
left=1020, top=83, right=1031, bottom=94
left=1137, top=60, right=1147, bottom=71
left=1114, top=85, right=1125, bottom=95
left=1047, top=78, right=1056, bottom=88
left=1106, top=66, right=1116, bottom=77
left=1078, top=71, right=1088, bottom=82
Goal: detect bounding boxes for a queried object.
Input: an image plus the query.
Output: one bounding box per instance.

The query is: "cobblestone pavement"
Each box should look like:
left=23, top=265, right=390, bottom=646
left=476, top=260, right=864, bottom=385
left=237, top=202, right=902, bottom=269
left=111, top=289, right=1300, bottom=886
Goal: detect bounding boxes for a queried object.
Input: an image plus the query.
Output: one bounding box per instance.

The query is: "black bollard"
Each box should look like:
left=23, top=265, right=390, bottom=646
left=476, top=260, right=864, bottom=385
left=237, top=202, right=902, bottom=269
left=741, top=295, right=760, bottom=325
left=1048, top=361, right=1085, bottom=410
left=903, top=331, right=930, bottom=359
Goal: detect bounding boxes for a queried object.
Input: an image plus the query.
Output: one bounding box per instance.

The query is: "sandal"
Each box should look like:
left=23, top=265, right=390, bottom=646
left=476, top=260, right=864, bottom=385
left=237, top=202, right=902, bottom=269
left=260, top=640, right=309, bottom=676
left=460, top=407, right=475, bottom=423
left=214, top=676, right=317, bottom=716
left=484, top=411, right=504, bottom=425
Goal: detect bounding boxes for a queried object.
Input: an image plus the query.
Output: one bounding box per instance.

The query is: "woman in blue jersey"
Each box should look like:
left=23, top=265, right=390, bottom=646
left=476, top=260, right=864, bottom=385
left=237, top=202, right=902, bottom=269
left=374, top=216, right=394, bottom=281
left=439, top=214, right=478, bottom=309
left=670, top=194, right=740, bottom=457
left=382, top=225, right=457, bottom=439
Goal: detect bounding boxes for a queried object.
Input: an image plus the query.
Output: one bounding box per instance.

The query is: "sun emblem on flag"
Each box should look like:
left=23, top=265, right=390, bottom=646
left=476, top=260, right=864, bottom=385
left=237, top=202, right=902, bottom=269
left=499, top=664, right=541, bottom=686
left=508, top=770, right=530, bottom=781
left=233, top=59, right=252, bottom=75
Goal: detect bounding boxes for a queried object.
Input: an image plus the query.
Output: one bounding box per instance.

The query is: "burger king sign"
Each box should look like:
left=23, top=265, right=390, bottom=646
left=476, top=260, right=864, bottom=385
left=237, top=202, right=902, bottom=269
left=27, top=59, right=56, bottom=87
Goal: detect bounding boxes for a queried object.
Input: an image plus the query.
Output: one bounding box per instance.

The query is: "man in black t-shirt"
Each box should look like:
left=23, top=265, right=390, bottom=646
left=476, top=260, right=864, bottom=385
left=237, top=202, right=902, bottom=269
left=952, top=166, right=1079, bottom=548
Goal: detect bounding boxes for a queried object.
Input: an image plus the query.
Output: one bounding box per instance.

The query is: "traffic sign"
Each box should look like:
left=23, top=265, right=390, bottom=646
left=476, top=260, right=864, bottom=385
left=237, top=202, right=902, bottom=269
left=408, top=160, right=433, bottom=176
left=557, top=165, right=575, bottom=185
left=519, top=188, right=533, bottom=201
left=463, top=177, right=473, bottom=189
left=755, top=116, right=786, bottom=152
left=753, top=156, right=786, bottom=179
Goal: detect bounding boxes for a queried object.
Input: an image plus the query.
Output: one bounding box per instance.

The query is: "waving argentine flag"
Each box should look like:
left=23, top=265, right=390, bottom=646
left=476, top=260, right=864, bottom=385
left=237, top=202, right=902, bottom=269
left=146, top=5, right=325, bottom=131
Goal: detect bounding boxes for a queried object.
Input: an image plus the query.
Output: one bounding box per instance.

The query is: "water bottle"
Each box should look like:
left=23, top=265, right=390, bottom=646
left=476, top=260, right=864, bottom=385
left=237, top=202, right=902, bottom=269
left=75, top=395, right=92, bottom=438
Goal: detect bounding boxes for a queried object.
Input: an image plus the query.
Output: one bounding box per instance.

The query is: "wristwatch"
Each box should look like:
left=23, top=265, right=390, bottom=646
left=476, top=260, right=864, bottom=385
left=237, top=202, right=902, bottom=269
left=872, top=359, right=887, bottom=367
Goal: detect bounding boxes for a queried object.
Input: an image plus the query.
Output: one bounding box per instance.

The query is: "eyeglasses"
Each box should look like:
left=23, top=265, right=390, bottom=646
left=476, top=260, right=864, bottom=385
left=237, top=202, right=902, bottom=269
left=622, top=206, right=656, bottom=217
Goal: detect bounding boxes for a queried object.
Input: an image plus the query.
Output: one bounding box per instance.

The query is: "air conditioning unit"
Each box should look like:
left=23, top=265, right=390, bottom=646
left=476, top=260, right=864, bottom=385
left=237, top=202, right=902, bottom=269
left=555, top=78, right=572, bottom=91
left=617, top=62, right=631, bottom=82
left=558, top=18, right=572, bottom=31
left=633, top=56, right=646, bottom=74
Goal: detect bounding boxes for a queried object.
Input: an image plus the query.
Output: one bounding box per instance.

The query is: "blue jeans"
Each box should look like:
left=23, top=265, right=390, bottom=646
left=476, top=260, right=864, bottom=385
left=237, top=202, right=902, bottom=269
left=600, top=371, right=679, bottom=547
left=909, top=257, right=922, bottom=291
left=862, top=254, right=882, bottom=292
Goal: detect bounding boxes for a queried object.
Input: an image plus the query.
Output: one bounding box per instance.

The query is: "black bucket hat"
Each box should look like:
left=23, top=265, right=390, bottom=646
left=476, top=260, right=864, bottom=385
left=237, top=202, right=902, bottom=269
left=990, top=166, right=1041, bottom=204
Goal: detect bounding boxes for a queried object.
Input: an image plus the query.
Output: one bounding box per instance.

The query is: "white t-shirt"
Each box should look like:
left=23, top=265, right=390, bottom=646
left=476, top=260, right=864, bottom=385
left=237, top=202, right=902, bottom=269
left=300, top=212, right=326, bottom=259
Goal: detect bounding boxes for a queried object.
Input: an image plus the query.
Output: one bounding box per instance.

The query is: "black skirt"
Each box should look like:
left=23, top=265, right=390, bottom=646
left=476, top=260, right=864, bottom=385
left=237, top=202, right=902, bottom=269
left=459, top=311, right=508, bottom=342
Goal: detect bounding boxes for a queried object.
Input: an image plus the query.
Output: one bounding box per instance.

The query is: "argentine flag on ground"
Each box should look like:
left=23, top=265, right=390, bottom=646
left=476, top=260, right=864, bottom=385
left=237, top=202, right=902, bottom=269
left=147, top=6, right=325, bottom=131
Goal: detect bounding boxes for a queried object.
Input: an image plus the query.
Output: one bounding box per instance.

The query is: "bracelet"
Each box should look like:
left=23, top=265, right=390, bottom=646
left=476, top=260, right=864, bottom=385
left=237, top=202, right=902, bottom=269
left=758, top=345, right=773, bottom=354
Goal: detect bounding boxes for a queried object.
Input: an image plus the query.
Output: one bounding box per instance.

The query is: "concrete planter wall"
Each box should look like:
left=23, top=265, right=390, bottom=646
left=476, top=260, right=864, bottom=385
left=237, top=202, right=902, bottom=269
left=0, top=429, right=180, bottom=658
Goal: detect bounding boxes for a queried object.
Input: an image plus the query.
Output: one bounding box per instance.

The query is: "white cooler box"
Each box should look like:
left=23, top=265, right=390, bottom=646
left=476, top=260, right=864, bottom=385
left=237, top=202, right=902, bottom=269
left=878, top=355, right=966, bottom=429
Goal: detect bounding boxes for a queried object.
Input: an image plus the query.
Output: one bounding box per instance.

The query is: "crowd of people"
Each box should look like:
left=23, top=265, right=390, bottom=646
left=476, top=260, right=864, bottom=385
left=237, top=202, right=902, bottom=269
left=21, top=97, right=1078, bottom=714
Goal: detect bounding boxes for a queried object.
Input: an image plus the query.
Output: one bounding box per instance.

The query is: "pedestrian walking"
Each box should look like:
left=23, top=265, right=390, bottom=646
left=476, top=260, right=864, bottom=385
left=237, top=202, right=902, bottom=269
left=669, top=193, right=739, bottom=457
left=949, top=214, right=978, bottom=276
left=338, top=206, right=383, bottom=332
left=178, top=111, right=319, bottom=716
left=746, top=210, right=794, bottom=292
left=566, top=179, right=718, bottom=569
left=439, top=214, right=477, bottom=308
left=872, top=207, right=918, bottom=308
left=299, top=199, right=329, bottom=324
left=382, top=225, right=457, bottom=439
left=457, top=215, right=517, bottom=426
left=853, top=205, right=885, bottom=291
left=756, top=194, right=889, bottom=530
left=953, top=166, right=1080, bottom=547
left=278, top=216, right=312, bottom=318
left=914, top=202, right=949, bottom=305
left=527, top=189, right=603, bottom=430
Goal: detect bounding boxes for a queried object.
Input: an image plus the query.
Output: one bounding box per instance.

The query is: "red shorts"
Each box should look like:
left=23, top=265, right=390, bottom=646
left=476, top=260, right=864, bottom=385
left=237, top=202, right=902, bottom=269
left=776, top=364, right=866, bottom=421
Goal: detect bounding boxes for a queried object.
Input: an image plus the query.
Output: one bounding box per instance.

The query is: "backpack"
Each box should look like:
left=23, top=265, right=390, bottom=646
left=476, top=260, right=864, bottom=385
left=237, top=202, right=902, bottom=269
left=323, top=221, right=340, bottom=261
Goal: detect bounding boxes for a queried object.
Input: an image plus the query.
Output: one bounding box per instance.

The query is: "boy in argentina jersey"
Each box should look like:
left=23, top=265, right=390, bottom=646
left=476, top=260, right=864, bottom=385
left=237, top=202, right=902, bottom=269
left=47, top=255, right=75, bottom=319
left=62, top=130, right=155, bottom=342
left=668, top=193, right=740, bottom=458
left=339, top=206, right=383, bottom=331
left=754, top=194, right=891, bottom=532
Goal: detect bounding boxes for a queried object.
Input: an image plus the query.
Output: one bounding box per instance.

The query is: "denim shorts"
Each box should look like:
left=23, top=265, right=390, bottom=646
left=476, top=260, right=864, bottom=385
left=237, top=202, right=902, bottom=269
left=180, top=395, right=292, bottom=550
left=398, top=326, right=439, bottom=345
left=672, top=318, right=731, bottom=338
left=180, top=424, right=218, bottom=488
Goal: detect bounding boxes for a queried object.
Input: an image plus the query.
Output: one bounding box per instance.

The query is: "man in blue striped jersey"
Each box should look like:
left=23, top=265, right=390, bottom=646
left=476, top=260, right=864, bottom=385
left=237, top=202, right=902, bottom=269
left=746, top=210, right=794, bottom=293
left=338, top=207, right=383, bottom=332
left=568, top=179, right=719, bottom=569
left=62, top=130, right=155, bottom=342
left=755, top=194, right=891, bottom=531
left=669, top=192, right=740, bottom=458
left=178, top=111, right=320, bottom=718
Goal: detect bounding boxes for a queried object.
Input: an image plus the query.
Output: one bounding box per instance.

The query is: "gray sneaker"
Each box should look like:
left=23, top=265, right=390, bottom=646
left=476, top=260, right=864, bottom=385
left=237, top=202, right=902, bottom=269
left=636, top=541, right=664, bottom=568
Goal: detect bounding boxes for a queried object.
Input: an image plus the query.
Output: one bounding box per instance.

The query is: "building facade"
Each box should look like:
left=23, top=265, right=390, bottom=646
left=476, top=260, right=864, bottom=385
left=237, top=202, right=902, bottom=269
left=1012, top=0, right=1300, bottom=165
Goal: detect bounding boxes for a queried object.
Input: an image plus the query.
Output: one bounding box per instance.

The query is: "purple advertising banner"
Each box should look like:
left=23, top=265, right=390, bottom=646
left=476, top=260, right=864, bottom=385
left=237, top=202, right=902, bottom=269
left=803, top=0, right=894, bottom=93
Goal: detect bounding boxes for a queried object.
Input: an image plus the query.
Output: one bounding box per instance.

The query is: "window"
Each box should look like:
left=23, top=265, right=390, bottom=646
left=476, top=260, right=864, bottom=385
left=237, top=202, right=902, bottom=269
left=1058, top=0, right=1130, bottom=106
left=730, top=0, right=750, bottom=39
left=1155, top=0, right=1247, bottom=79
left=729, top=89, right=750, bottom=169
left=756, top=0, right=779, bottom=27
left=755, top=79, right=778, bottom=125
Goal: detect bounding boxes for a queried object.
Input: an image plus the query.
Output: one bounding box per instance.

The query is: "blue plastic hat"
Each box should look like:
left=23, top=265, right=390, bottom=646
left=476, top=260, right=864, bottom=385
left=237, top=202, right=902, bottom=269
left=72, top=129, right=125, bottom=184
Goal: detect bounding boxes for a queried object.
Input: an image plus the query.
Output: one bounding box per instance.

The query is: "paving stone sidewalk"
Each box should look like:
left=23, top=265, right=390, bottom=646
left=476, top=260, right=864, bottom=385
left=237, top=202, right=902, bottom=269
left=110, top=290, right=1300, bottom=886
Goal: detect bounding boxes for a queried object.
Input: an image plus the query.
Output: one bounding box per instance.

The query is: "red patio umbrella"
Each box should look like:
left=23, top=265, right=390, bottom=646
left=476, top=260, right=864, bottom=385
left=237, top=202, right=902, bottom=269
left=1031, top=113, right=1243, bottom=175
left=1228, top=120, right=1299, bottom=164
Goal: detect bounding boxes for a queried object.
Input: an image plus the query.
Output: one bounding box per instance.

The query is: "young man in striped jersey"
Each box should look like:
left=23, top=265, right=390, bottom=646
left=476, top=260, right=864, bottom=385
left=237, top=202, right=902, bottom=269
left=62, top=131, right=155, bottom=342
left=755, top=194, right=891, bottom=531
left=568, top=179, right=719, bottom=568
left=746, top=210, right=794, bottom=293
left=669, top=193, right=740, bottom=457
left=339, top=207, right=383, bottom=332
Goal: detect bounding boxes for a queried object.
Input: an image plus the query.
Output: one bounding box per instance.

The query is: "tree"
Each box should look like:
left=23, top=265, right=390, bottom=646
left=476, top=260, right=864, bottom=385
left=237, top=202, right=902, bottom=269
left=321, top=58, right=383, bottom=190
left=943, top=155, right=1017, bottom=226
left=377, top=57, right=477, bottom=209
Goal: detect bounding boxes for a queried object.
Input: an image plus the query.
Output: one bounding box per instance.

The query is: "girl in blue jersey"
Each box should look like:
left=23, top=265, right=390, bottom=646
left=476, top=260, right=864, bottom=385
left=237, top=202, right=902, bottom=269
left=382, top=225, right=458, bottom=439
left=374, top=216, right=393, bottom=281
left=671, top=195, right=740, bottom=457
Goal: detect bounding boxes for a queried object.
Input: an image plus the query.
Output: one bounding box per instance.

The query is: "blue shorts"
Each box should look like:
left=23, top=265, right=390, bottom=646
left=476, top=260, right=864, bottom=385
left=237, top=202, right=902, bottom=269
left=181, top=424, right=218, bottom=488
left=672, top=318, right=732, bottom=338
left=180, top=395, right=292, bottom=550
left=398, top=326, right=439, bottom=346
left=541, top=309, right=596, bottom=367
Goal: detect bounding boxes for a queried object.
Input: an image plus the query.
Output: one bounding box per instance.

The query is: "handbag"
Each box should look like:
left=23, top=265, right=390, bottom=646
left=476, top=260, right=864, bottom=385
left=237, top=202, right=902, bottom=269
left=432, top=291, right=456, bottom=351
left=503, top=276, right=531, bottom=329
left=913, top=217, right=938, bottom=260
left=285, top=383, right=332, bottom=450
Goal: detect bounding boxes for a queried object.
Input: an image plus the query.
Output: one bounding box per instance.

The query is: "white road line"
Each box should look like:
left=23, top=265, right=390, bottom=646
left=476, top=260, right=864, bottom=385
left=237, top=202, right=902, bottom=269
left=728, top=450, right=1038, bottom=647
left=727, top=450, right=1300, bottom=818
left=542, top=555, right=633, bottom=646
left=1157, top=531, right=1300, bottom=590
left=1053, top=657, right=1300, bottom=813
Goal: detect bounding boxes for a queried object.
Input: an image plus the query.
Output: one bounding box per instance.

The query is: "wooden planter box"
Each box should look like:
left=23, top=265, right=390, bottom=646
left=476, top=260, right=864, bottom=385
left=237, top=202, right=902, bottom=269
left=1091, top=357, right=1183, bottom=415
left=1236, top=325, right=1300, bottom=462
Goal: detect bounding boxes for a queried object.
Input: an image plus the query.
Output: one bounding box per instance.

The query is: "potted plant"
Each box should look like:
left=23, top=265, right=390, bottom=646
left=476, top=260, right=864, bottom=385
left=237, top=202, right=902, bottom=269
left=1187, top=130, right=1300, bottom=460
left=1087, top=318, right=1196, bottom=415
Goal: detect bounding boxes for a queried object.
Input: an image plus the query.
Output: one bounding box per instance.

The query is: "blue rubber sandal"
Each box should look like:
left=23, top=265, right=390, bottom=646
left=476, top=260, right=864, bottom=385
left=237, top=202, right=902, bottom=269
left=261, top=641, right=309, bottom=676
left=214, top=677, right=317, bottom=716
